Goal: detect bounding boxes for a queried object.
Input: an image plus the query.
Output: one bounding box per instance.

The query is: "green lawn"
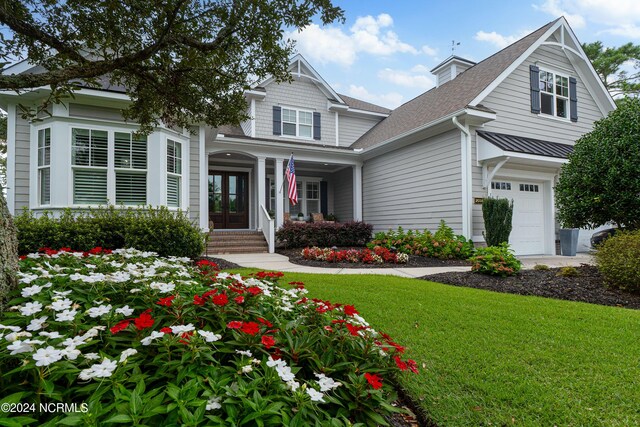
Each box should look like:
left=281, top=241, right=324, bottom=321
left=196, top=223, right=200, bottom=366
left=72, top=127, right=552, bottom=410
left=232, top=269, right=640, bottom=426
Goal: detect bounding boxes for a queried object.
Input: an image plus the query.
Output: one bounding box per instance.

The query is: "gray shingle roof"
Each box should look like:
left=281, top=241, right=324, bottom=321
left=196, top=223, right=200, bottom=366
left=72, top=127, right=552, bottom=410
left=477, top=130, right=573, bottom=158
left=336, top=93, right=391, bottom=114
left=351, top=19, right=559, bottom=150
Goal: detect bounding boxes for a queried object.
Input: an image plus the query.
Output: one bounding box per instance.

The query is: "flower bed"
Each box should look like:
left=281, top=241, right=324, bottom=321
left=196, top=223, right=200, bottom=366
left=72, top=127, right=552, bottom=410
left=0, top=248, right=417, bottom=425
left=302, top=246, right=409, bottom=264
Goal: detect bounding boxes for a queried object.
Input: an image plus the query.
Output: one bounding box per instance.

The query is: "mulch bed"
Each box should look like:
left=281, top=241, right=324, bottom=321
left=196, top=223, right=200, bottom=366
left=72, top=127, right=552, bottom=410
left=197, top=256, right=243, bottom=270
left=278, top=248, right=471, bottom=269
left=421, top=265, right=640, bottom=310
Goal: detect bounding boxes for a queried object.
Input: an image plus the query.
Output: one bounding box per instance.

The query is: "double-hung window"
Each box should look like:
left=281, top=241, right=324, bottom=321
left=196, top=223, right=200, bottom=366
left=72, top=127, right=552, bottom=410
left=166, top=140, right=182, bottom=207
left=282, top=108, right=313, bottom=138
left=72, top=128, right=108, bottom=204
left=37, top=128, right=51, bottom=205
left=539, top=70, right=569, bottom=119
left=115, top=132, right=147, bottom=205
left=306, top=181, right=319, bottom=214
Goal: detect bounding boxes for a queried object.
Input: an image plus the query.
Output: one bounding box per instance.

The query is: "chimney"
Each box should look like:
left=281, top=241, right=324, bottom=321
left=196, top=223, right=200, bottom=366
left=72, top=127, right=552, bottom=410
left=431, top=56, right=476, bottom=87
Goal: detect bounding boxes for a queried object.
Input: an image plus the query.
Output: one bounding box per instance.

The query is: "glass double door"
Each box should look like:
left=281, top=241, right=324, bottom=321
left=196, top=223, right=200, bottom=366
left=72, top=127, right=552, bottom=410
left=209, top=171, right=249, bottom=229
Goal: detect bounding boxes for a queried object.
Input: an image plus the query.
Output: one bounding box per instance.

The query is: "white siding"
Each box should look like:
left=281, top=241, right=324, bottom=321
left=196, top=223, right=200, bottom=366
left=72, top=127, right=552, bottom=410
left=331, top=167, right=353, bottom=221
left=69, top=103, right=124, bottom=121
left=363, top=130, right=463, bottom=233
left=338, top=115, right=381, bottom=147
left=254, top=79, right=335, bottom=145
left=14, top=115, right=30, bottom=211
left=437, top=69, right=451, bottom=86
left=189, top=129, right=200, bottom=224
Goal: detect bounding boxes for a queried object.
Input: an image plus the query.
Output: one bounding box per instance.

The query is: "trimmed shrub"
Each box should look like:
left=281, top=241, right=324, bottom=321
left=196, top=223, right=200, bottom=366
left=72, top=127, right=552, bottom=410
left=14, top=206, right=205, bottom=259
left=482, top=197, right=514, bottom=247
left=556, top=266, right=579, bottom=277
left=470, top=243, right=521, bottom=277
left=276, top=221, right=372, bottom=248
left=595, top=230, right=640, bottom=292
left=368, top=221, right=475, bottom=260
left=533, top=264, right=550, bottom=271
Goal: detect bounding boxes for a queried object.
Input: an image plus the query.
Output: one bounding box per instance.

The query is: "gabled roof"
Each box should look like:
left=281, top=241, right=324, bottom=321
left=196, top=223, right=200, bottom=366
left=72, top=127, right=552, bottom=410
left=477, top=130, right=573, bottom=158
left=337, top=93, right=391, bottom=115
left=351, top=19, right=560, bottom=150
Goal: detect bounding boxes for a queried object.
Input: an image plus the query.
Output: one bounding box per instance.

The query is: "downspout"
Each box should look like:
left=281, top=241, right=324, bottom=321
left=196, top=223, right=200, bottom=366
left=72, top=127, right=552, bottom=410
left=452, top=116, right=472, bottom=239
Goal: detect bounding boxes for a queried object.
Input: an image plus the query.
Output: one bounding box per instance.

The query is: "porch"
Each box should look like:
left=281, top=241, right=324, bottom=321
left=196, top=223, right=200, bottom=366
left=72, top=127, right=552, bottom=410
left=201, top=143, right=363, bottom=253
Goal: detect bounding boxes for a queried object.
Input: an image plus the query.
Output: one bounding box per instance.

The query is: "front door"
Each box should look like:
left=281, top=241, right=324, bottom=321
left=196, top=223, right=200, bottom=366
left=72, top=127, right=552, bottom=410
left=209, top=171, right=249, bottom=229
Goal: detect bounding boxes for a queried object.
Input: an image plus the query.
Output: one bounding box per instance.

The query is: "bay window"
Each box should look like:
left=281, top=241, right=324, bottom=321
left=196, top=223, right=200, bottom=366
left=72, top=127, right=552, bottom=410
left=115, top=132, right=147, bottom=205
left=72, top=128, right=108, bottom=204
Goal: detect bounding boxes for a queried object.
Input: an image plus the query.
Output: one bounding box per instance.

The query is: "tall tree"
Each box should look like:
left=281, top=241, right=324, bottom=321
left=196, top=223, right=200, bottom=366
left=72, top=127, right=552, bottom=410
left=0, top=0, right=343, bottom=293
left=583, top=41, right=640, bottom=97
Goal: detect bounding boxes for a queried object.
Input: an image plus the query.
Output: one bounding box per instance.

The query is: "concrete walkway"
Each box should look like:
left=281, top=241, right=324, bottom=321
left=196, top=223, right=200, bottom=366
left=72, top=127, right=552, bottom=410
left=212, top=252, right=595, bottom=278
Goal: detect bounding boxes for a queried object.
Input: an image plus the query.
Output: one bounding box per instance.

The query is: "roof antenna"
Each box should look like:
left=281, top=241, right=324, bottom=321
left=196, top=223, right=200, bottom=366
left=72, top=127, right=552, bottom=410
left=452, top=40, right=460, bottom=54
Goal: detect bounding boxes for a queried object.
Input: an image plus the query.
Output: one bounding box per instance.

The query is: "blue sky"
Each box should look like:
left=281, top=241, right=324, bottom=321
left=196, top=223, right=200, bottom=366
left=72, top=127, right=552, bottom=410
left=286, top=0, right=640, bottom=108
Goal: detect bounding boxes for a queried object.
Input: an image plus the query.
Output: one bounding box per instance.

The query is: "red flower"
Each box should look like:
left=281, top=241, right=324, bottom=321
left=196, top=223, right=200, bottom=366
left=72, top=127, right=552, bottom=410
left=324, top=326, right=334, bottom=333
left=179, top=331, right=194, bottom=345
left=406, top=359, right=419, bottom=374
left=110, top=319, right=131, bottom=334
left=257, top=317, right=273, bottom=327
left=240, top=322, right=260, bottom=335
left=212, top=293, right=228, bottom=306
left=89, top=247, right=104, bottom=255
left=246, top=286, right=262, bottom=296
left=227, top=321, right=242, bottom=329
left=19, top=255, right=26, bottom=261
left=203, top=289, right=217, bottom=298
left=196, top=259, right=220, bottom=270
left=60, top=247, right=72, bottom=252
left=343, top=305, right=359, bottom=316
left=394, top=356, right=408, bottom=371
left=193, top=294, right=206, bottom=306
left=261, top=335, right=276, bottom=349
left=156, top=295, right=175, bottom=307
left=388, top=341, right=405, bottom=354
left=234, top=296, right=245, bottom=304
left=134, top=312, right=155, bottom=330
left=160, top=327, right=173, bottom=334
left=346, top=324, right=366, bottom=336
left=364, top=373, right=383, bottom=390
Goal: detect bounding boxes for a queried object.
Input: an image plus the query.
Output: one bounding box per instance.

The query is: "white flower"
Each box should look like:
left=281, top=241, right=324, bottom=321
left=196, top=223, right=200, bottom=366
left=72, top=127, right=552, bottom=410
left=60, top=347, right=81, bottom=360
left=115, top=305, right=134, bottom=316
left=84, top=353, right=100, bottom=360
left=39, top=331, right=63, bottom=340
left=141, top=331, right=164, bottom=346
left=27, top=316, right=48, bottom=331
left=53, top=290, right=72, bottom=297
left=50, top=298, right=73, bottom=312
left=206, top=397, right=222, bottom=411
left=87, top=304, right=112, bottom=318
left=286, top=380, right=300, bottom=391
left=7, top=340, right=35, bottom=355
left=275, top=364, right=295, bottom=382
left=19, top=273, right=39, bottom=283
left=241, top=365, right=253, bottom=373
left=33, top=346, right=64, bottom=366
left=119, top=349, right=138, bottom=363
left=55, top=309, right=77, bottom=322
left=149, top=282, right=175, bottom=293
left=61, top=336, right=85, bottom=348
left=266, top=356, right=283, bottom=368
left=78, top=358, right=117, bottom=380
left=4, top=331, right=32, bottom=342
left=19, top=301, right=43, bottom=316
left=197, top=330, right=221, bottom=342
left=21, top=285, right=43, bottom=297
left=217, top=272, right=230, bottom=280
left=306, top=388, right=325, bottom=403
left=315, top=373, right=342, bottom=391
left=0, top=324, right=22, bottom=333
left=252, top=358, right=261, bottom=365
left=129, top=288, right=142, bottom=294
left=170, top=324, right=195, bottom=334
left=235, top=350, right=253, bottom=357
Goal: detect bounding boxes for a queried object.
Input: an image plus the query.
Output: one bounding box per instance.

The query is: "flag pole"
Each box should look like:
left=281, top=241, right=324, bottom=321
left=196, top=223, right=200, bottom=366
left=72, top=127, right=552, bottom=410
left=279, top=153, right=293, bottom=194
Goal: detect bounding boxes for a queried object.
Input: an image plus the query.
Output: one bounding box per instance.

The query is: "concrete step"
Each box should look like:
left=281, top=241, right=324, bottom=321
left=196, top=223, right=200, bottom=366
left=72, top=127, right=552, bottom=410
left=208, top=240, right=268, bottom=248
left=206, top=230, right=269, bottom=254
left=206, top=246, right=269, bottom=254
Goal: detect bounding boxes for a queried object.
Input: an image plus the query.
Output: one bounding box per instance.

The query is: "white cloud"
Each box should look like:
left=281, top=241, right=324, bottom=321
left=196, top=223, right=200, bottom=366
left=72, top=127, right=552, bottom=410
left=410, top=64, right=431, bottom=73
left=421, top=45, right=438, bottom=56
left=474, top=31, right=520, bottom=49
left=287, top=13, right=418, bottom=66
left=378, top=68, right=435, bottom=90
left=533, top=0, right=586, bottom=29
left=347, top=84, right=404, bottom=109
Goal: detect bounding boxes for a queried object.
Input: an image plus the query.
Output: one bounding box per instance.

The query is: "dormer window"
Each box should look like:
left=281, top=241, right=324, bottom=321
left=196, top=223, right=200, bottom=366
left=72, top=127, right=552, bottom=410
left=539, top=70, right=569, bottom=119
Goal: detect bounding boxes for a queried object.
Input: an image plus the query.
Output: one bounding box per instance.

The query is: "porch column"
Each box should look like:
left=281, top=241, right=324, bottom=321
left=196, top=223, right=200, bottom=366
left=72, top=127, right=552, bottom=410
left=198, top=126, right=209, bottom=231
left=352, top=164, right=363, bottom=221
left=275, top=157, right=285, bottom=229
left=257, top=156, right=266, bottom=230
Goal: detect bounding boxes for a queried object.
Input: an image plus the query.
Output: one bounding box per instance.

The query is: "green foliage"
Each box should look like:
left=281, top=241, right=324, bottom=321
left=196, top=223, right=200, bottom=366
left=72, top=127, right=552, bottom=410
left=0, top=251, right=414, bottom=425
left=595, top=230, right=640, bottom=292
left=368, top=221, right=475, bottom=260
left=14, top=206, right=205, bottom=258
left=555, top=97, right=640, bottom=230
left=0, top=1, right=343, bottom=133
left=482, top=197, right=513, bottom=246
left=582, top=41, right=640, bottom=97
left=533, top=264, right=550, bottom=271
left=556, top=266, right=579, bottom=277
left=470, top=243, right=521, bottom=277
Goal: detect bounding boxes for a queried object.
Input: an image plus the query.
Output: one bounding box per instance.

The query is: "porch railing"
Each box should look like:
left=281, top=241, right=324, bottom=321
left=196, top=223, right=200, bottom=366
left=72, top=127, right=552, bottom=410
left=259, top=204, right=275, bottom=253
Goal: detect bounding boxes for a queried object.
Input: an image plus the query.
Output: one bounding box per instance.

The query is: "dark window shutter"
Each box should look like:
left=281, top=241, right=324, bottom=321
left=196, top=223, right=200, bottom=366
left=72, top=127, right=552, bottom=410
left=569, top=77, right=578, bottom=122
left=320, top=181, right=328, bottom=215
left=530, top=65, right=540, bottom=114
left=273, top=106, right=281, bottom=135
left=313, top=112, right=321, bottom=140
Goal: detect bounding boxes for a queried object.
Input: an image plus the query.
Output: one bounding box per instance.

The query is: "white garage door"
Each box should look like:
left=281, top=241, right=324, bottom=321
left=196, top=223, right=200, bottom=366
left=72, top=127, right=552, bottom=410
left=491, top=181, right=545, bottom=255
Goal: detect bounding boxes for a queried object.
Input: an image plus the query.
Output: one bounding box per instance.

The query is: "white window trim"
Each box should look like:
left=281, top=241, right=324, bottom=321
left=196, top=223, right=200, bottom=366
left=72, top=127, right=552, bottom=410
left=166, top=138, right=183, bottom=208
left=538, top=68, right=571, bottom=121
left=70, top=127, right=110, bottom=206
left=37, top=128, right=51, bottom=206
left=114, top=131, right=148, bottom=206
left=280, top=106, right=314, bottom=140
left=272, top=175, right=322, bottom=220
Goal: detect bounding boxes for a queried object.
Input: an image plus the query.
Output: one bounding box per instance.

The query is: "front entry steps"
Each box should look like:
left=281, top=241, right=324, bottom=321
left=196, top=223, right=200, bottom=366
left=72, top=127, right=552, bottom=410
left=206, top=230, right=269, bottom=255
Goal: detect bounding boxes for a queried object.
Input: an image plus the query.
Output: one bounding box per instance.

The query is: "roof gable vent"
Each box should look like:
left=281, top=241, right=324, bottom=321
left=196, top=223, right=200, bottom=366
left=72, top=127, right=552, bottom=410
left=430, top=56, right=476, bottom=87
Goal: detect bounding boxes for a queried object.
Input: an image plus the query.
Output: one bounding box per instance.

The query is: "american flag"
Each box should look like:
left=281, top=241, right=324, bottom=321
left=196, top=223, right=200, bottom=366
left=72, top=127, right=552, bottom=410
left=285, top=154, right=298, bottom=206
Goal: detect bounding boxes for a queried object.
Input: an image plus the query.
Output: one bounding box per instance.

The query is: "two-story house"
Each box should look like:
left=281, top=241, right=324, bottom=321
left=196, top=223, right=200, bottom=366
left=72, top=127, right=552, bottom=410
left=1, top=17, right=615, bottom=255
